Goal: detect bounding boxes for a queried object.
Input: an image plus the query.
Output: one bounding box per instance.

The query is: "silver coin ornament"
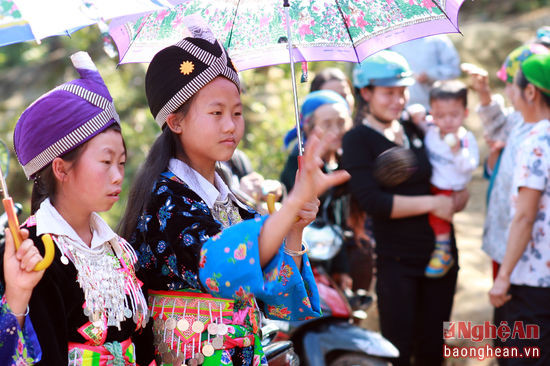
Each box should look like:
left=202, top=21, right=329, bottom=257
left=192, top=320, right=204, bottom=333
left=217, top=323, right=228, bottom=336
left=202, top=343, right=214, bottom=357
left=60, top=255, right=69, bottom=265
left=165, top=318, right=177, bottom=330
left=212, top=336, right=224, bottom=349
left=207, top=323, right=218, bottom=335
left=154, top=318, right=163, bottom=330
left=158, top=343, right=169, bottom=354
left=163, top=351, right=175, bottom=364
left=177, top=318, right=190, bottom=332
left=124, top=308, right=132, bottom=319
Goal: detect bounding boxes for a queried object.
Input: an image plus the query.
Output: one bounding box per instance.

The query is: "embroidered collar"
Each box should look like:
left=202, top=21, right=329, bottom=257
left=168, top=158, right=238, bottom=209
left=35, top=198, right=117, bottom=249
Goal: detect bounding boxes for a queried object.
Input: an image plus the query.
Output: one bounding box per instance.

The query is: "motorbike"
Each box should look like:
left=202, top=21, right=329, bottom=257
left=264, top=208, right=400, bottom=366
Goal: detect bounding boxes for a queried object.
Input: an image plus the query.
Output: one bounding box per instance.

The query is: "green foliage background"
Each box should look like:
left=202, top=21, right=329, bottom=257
left=0, top=0, right=547, bottom=227
left=0, top=26, right=349, bottom=227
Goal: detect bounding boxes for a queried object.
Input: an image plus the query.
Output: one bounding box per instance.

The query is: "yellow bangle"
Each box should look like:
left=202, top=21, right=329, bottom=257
left=283, top=241, right=308, bottom=257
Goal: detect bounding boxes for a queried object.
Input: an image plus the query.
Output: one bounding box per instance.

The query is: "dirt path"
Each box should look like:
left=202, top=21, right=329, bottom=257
left=447, top=173, right=497, bottom=366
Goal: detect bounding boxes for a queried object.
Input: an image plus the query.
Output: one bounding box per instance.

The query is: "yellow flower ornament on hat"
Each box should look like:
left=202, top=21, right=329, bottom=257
left=180, top=60, right=194, bottom=75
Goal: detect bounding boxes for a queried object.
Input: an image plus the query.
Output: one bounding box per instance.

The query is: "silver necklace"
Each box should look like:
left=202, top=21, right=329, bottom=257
left=56, top=236, right=146, bottom=330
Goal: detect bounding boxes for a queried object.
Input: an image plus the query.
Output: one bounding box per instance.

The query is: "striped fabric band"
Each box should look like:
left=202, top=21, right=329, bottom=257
left=68, top=339, right=135, bottom=366
left=22, top=84, right=120, bottom=178
left=155, top=40, right=240, bottom=127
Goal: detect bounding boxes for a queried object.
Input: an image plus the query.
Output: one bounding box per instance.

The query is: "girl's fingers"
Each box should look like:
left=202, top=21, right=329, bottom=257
left=21, top=250, right=42, bottom=272
left=3, top=229, right=15, bottom=258
left=318, top=170, right=351, bottom=195
left=15, top=238, right=34, bottom=260
left=17, top=239, right=38, bottom=262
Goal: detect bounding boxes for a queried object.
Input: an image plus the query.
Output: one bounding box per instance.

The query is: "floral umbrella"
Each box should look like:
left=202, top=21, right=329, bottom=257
left=110, top=0, right=464, bottom=155
left=111, top=0, right=464, bottom=68
left=0, top=0, right=175, bottom=47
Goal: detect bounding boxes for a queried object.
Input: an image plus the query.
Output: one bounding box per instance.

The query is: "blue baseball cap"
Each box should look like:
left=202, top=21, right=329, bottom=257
left=353, top=50, right=414, bottom=88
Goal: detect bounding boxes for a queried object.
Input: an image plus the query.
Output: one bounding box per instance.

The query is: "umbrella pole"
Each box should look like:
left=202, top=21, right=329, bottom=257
left=283, top=0, right=304, bottom=160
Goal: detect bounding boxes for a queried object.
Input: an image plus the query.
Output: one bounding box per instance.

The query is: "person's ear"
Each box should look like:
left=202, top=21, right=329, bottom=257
left=166, top=113, right=183, bottom=134
left=359, top=87, right=373, bottom=103
left=51, top=157, right=69, bottom=182
left=525, top=84, right=537, bottom=104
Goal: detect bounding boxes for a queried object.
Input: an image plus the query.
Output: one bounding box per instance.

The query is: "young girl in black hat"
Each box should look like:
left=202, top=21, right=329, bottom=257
left=119, top=36, right=349, bottom=365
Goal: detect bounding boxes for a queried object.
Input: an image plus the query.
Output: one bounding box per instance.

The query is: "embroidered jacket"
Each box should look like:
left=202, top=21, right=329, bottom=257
left=131, top=171, right=321, bottom=364
left=0, top=200, right=153, bottom=365
left=0, top=295, right=42, bottom=365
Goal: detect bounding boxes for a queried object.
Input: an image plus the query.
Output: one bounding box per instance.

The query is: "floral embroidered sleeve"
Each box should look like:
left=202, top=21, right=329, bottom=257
left=198, top=216, right=321, bottom=321
left=0, top=295, right=42, bottom=365
left=132, top=176, right=223, bottom=292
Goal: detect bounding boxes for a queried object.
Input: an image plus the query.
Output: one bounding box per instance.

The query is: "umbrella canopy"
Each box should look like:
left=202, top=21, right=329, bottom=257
left=109, top=0, right=464, bottom=158
left=110, top=0, right=464, bottom=70
left=0, top=0, right=175, bottom=47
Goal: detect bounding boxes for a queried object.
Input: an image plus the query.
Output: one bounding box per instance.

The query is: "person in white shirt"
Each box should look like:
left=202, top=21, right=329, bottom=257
left=390, top=35, right=461, bottom=110
left=489, top=53, right=550, bottom=365
left=421, top=80, right=479, bottom=278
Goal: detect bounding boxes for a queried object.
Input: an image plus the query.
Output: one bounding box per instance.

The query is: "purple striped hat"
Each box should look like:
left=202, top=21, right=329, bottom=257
left=14, top=52, right=120, bottom=179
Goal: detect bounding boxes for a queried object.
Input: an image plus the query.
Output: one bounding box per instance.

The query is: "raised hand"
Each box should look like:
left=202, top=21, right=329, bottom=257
left=461, top=63, right=491, bottom=105
left=288, top=129, right=350, bottom=207
left=3, top=228, right=45, bottom=318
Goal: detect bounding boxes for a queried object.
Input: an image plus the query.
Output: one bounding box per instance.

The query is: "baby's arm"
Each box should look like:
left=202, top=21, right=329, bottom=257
left=406, top=104, right=429, bottom=133
left=463, top=63, right=516, bottom=142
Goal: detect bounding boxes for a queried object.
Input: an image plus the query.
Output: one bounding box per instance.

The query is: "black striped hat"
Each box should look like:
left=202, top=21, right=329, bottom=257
left=145, top=37, right=240, bottom=128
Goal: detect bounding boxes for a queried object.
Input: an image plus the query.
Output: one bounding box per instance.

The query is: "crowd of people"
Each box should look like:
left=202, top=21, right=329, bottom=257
left=1, top=24, right=550, bottom=366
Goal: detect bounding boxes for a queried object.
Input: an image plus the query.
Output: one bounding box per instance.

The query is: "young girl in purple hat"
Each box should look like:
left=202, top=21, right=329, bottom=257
left=119, top=36, right=349, bottom=365
left=1, top=52, right=153, bottom=365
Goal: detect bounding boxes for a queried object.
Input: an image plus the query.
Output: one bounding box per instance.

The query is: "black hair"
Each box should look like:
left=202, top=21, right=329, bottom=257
left=516, top=69, right=550, bottom=107
left=429, top=80, right=468, bottom=108
left=31, top=123, right=124, bottom=214
left=310, top=67, right=350, bottom=93
left=117, top=98, right=192, bottom=240
left=117, top=84, right=229, bottom=237
left=353, top=86, right=373, bottom=126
